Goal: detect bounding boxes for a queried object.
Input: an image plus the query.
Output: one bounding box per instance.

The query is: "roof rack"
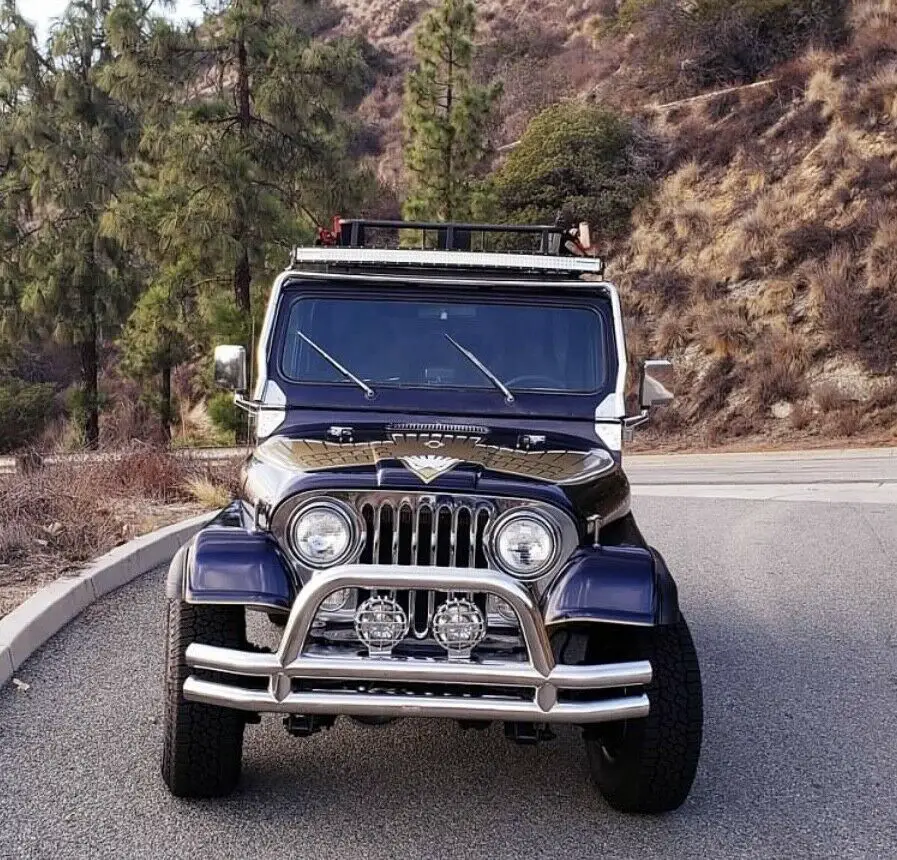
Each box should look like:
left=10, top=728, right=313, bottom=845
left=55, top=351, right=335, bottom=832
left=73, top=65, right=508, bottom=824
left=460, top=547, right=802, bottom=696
left=291, top=217, right=604, bottom=277
left=333, top=218, right=570, bottom=255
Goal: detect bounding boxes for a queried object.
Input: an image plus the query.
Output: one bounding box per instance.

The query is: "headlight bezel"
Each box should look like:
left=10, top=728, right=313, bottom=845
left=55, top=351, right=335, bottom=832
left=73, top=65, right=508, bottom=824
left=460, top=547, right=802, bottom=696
left=287, top=499, right=363, bottom=570
left=486, top=509, right=562, bottom=580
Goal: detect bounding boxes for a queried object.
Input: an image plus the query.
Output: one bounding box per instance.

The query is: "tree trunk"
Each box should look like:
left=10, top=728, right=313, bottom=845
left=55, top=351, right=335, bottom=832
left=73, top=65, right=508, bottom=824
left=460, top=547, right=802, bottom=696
left=232, top=32, right=252, bottom=316
left=443, top=40, right=455, bottom=221
left=233, top=247, right=251, bottom=315
left=160, top=362, right=172, bottom=444
left=80, top=322, right=99, bottom=450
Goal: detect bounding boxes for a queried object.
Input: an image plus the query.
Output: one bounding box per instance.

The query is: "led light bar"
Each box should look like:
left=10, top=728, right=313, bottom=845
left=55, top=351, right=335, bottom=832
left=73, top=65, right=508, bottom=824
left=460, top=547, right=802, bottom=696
left=289, top=247, right=604, bottom=275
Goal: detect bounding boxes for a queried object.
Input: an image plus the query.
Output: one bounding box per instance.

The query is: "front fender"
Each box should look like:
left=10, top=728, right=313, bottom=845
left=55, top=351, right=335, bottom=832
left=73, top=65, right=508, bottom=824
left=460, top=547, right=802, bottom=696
left=542, top=545, right=680, bottom=628
left=167, top=516, right=295, bottom=611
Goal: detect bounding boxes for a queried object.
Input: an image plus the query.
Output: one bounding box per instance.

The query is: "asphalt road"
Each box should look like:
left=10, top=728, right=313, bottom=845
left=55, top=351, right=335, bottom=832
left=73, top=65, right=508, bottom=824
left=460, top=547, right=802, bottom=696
left=2, top=495, right=897, bottom=859
left=626, top=447, right=897, bottom=485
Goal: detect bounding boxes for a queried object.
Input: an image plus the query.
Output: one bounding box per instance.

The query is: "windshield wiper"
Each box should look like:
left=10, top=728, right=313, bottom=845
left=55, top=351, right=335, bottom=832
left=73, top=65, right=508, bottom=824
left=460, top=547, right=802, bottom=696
left=297, top=330, right=376, bottom=400
left=444, top=334, right=515, bottom=404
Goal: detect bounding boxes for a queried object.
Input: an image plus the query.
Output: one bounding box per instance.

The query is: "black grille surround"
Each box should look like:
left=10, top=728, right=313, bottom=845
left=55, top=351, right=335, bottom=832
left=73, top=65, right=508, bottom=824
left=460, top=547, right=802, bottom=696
left=270, top=490, right=580, bottom=586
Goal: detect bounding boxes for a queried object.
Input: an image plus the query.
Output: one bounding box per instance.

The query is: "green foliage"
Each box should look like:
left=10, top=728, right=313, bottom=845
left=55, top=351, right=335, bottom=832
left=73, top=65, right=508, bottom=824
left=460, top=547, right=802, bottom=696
left=0, top=378, right=55, bottom=452
left=402, top=0, right=500, bottom=222
left=121, top=283, right=188, bottom=377
left=491, top=103, right=653, bottom=239
left=207, top=391, right=242, bottom=440
left=1, top=1, right=141, bottom=448
left=600, top=0, right=848, bottom=85
left=0, top=0, right=383, bottom=452
left=105, top=0, right=370, bottom=318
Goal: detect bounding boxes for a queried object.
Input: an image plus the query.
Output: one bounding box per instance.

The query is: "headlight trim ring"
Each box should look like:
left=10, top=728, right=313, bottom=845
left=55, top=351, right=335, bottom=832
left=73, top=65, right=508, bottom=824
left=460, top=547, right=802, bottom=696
left=486, top=508, right=562, bottom=580
left=287, top=498, right=363, bottom=570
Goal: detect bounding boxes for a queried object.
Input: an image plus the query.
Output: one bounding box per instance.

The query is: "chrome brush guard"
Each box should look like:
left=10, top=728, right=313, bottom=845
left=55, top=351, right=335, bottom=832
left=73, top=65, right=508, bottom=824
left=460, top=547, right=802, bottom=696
left=182, top=564, right=652, bottom=724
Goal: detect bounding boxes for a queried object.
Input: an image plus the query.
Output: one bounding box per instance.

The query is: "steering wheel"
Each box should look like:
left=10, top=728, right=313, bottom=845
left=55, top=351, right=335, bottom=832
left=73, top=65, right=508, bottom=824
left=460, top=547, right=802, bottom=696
left=504, top=374, right=566, bottom=389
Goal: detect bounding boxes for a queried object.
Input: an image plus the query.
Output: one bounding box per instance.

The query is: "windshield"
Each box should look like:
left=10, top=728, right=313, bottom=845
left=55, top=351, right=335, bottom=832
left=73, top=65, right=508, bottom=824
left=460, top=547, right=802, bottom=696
left=279, top=295, right=608, bottom=394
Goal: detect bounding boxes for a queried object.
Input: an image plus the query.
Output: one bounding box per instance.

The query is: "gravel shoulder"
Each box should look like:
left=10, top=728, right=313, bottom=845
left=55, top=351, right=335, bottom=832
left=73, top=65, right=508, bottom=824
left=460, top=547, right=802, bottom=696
left=1, top=496, right=896, bottom=859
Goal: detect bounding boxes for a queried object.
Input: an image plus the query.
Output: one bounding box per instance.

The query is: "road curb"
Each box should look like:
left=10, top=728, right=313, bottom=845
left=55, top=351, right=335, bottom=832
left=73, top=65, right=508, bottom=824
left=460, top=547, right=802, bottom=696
left=0, top=512, right=213, bottom=688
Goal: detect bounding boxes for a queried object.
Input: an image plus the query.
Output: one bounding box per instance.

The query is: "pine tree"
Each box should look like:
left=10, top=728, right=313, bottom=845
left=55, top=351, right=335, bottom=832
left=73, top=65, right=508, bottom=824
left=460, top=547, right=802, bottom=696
left=0, top=4, right=45, bottom=342
left=105, top=0, right=369, bottom=323
left=119, top=278, right=189, bottom=441
left=402, top=0, right=499, bottom=222
left=2, top=0, right=139, bottom=448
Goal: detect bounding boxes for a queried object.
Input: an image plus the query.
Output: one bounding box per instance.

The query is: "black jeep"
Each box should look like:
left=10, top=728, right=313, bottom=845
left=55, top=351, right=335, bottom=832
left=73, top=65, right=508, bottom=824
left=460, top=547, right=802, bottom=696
left=162, top=219, right=702, bottom=813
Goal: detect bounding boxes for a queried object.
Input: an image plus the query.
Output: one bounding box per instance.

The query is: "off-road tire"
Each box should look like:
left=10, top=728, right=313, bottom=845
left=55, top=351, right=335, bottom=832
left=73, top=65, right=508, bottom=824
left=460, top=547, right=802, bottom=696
left=585, top=617, right=703, bottom=814
left=161, top=599, right=246, bottom=798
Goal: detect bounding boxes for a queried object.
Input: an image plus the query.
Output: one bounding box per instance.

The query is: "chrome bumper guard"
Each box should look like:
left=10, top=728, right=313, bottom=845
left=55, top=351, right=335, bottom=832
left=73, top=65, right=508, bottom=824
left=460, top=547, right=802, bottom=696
left=183, top=565, right=652, bottom=724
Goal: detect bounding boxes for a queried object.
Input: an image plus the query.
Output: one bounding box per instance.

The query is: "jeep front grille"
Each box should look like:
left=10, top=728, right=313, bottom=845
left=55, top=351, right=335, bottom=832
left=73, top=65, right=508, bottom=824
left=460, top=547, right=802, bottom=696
left=358, top=498, right=492, bottom=568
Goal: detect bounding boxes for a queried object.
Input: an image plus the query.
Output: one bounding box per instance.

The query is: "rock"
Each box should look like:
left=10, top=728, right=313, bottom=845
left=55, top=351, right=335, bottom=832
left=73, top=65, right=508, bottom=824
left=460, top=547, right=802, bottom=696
left=772, top=401, right=793, bottom=419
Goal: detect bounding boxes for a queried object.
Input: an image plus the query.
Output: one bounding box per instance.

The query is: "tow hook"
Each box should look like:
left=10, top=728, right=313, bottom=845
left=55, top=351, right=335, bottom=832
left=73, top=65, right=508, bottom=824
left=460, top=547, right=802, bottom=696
left=283, top=714, right=337, bottom=737
left=504, top=722, right=556, bottom=745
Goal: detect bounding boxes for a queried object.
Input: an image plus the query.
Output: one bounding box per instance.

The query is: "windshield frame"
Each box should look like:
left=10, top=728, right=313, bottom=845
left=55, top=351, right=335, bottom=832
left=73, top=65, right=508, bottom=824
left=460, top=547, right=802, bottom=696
left=267, top=279, right=619, bottom=420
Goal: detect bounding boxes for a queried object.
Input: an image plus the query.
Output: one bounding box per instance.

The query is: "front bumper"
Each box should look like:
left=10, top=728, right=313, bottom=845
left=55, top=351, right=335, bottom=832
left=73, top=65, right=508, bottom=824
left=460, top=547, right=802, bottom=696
left=183, top=565, right=652, bottom=724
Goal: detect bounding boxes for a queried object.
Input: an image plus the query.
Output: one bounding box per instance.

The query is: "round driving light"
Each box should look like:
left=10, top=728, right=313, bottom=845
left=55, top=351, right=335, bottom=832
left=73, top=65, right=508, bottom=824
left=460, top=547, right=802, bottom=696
left=290, top=502, right=356, bottom=568
left=491, top=512, right=557, bottom=578
left=319, top=588, right=352, bottom=613
left=354, top=595, right=409, bottom=654
left=432, top=598, right=487, bottom=659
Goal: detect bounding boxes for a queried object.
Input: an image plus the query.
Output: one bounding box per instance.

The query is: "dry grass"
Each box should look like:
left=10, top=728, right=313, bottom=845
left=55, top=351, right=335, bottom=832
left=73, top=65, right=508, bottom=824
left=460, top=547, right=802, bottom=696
left=857, top=63, right=897, bottom=121
left=653, top=310, right=691, bottom=354
left=850, top=0, right=897, bottom=64
left=862, top=215, right=897, bottom=291
left=0, top=451, right=241, bottom=616
left=754, top=280, right=796, bottom=317
left=806, top=67, right=846, bottom=119
left=694, top=357, right=739, bottom=416
left=604, top=2, right=897, bottom=446
left=867, top=377, right=897, bottom=410
left=814, top=382, right=851, bottom=413
left=673, top=202, right=714, bottom=243
left=184, top=475, right=234, bottom=510
left=789, top=402, right=814, bottom=430
left=747, top=328, right=810, bottom=408
left=697, top=306, right=753, bottom=359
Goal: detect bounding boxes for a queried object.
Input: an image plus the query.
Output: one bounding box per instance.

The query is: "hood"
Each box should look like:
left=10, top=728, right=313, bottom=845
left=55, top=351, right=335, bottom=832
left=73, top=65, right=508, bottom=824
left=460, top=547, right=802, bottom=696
left=242, top=420, right=630, bottom=523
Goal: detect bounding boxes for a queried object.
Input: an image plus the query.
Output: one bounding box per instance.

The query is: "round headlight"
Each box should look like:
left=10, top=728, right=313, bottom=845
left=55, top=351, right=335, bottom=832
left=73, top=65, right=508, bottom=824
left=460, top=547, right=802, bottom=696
left=491, top=512, right=557, bottom=578
left=289, top=502, right=356, bottom=568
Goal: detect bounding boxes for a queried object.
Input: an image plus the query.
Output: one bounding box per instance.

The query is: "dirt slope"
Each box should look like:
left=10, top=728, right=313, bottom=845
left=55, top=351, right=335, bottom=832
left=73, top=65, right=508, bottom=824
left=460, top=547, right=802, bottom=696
left=330, top=0, right=897, bottom=448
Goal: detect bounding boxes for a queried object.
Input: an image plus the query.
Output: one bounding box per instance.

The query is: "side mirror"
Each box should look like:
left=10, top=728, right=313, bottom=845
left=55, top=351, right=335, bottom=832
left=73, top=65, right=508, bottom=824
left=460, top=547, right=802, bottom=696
left=639, top=359, right=675, bottom=410
left=214, top=345, right=248, bottom=394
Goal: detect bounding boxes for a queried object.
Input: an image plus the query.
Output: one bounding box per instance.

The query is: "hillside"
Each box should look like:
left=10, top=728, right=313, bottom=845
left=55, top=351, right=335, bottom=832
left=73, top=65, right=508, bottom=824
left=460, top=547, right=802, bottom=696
left=331, top=0, right=605, bottom=188
left=335, top=0, right=897, bottom=450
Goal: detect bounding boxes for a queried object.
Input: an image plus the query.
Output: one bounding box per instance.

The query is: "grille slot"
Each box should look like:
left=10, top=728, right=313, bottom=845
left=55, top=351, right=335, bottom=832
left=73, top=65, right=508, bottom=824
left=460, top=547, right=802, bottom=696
left=359, top=498, right=491, bottom=568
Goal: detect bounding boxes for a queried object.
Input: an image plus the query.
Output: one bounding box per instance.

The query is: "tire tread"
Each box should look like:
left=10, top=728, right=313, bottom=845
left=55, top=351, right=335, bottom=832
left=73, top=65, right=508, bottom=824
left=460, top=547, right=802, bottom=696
left=161, top=599, right=246, bottom=798
left=587, top=617, right=703, bottom=814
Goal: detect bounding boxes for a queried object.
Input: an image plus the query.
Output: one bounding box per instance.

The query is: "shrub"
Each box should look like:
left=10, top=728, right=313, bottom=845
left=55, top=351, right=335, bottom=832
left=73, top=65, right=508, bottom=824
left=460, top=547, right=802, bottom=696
left=814, top=382, right=849, bottom=413
left=698, top=306, right=753, bottom=358
left=207, top=392, right=242, bottom=440
left=747, top=330, right=810, bottom=407
left=0, top=379, right=56, bottom=453
left=605, top=0, right=849, bottom=88
left=695, top=357, right=739, bottom=415
left=384, top=0, right=422, bottom=37
left=654, top=311, right=690, bottom=353
left=490, top=103, right=658, bottom=239
left=789, top=402, right=814, bottom=430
